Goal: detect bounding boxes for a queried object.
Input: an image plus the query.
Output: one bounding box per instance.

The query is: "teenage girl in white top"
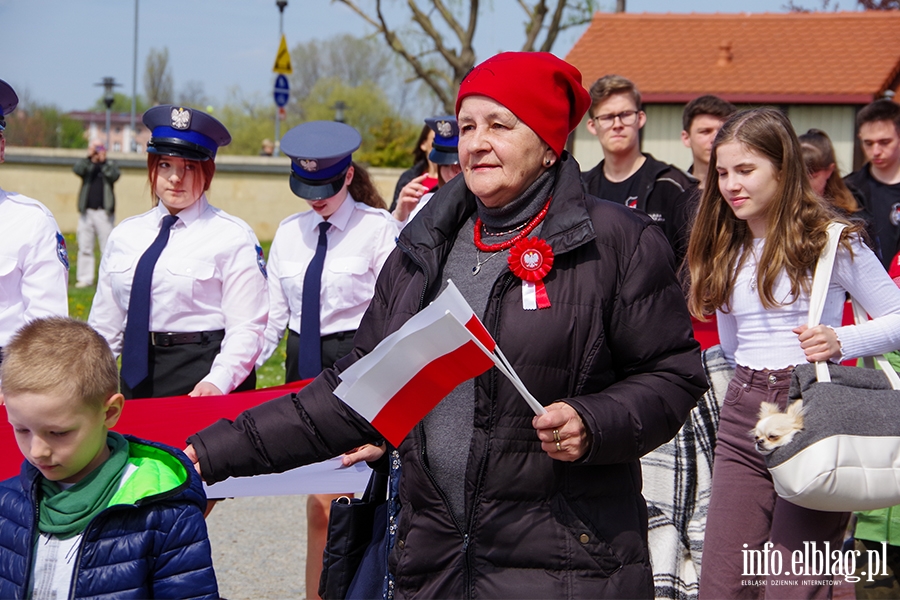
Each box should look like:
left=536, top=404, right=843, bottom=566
left=688, top=108, right=900, bottom=599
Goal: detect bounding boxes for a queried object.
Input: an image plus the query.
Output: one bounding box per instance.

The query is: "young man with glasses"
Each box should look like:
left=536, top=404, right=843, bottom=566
left=582, top=75, right=695, bottom=264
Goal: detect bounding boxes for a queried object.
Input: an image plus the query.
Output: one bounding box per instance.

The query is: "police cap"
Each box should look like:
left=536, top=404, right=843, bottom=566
left=143, top=105, right=231, bottom=161
left=425, top=116, right=459, bottom=166
left=280, top=121, right=362, bottom=200
left=0, top=79, right=19, bottom=130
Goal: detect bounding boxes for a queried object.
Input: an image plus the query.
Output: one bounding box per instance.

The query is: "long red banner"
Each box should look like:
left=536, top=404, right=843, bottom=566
left=0, top=381, right=308, bottom=481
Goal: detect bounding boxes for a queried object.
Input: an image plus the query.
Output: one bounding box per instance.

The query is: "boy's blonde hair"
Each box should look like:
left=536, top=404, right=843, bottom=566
left=1, top=317, right=118, bottom=407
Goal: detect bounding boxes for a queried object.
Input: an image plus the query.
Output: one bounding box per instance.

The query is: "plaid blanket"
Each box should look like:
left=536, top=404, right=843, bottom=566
left=640, top=345, right=733, bottom=600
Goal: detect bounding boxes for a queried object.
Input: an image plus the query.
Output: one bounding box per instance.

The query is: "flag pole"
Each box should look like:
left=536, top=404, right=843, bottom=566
left=449, top=312, right=546, bottom=416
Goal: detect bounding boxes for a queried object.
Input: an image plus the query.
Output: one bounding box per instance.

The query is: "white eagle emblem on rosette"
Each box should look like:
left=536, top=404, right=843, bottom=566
left=522, top=249, right=542, bottom=270
left=170, top=107, right=191, bottom=130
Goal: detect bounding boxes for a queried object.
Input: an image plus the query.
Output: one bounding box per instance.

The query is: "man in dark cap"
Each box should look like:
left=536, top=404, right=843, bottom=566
left=0, top=79, right=69, bottom=359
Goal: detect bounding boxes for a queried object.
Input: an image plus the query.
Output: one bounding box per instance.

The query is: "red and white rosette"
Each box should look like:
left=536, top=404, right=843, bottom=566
left=508, top=237, right=554, bottom=310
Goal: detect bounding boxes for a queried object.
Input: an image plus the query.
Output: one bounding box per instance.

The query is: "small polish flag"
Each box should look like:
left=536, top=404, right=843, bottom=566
left=334, top=281, right=543, bottom=446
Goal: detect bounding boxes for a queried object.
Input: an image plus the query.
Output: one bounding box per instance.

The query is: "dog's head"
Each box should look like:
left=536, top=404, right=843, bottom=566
left=751, top=400, right=804, bottom=455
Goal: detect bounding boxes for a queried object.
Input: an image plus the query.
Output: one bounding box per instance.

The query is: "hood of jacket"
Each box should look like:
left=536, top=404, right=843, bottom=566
left=19, top=434, right=206, bottom=515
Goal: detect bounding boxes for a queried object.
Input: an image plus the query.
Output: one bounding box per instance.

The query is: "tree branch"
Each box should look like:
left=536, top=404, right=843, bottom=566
left=407, top=0, right=463, bottom=71
left=429, top=0, right=466, bottom=44
left=521, top=1, right=548, bottom=52
left=357, top=0, right=455, bottom=111
left=539, top=0, right=570, bottom=52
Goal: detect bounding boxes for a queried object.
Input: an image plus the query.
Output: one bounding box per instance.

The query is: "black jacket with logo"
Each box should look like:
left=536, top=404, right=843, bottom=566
left=582, top=153, right=696, bottom=265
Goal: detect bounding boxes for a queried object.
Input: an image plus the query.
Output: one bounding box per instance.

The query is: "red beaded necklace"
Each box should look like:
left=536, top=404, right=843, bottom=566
left=473, top=197, right=552, bottom=252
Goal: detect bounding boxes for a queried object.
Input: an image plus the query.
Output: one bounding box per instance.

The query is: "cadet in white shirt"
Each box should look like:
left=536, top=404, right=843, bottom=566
left=88, top=105, right=267, bottom=399
left=0, top=78, right=69, bottom=357
left=259, top=120, right=398, bottom=381
left=261, top=121, right=398, bottom=597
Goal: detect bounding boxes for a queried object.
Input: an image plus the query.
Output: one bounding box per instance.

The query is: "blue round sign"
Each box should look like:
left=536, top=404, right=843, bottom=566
left=274, top=74, right=290, bottom=107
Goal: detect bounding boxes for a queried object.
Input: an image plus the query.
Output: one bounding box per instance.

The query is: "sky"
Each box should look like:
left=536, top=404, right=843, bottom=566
left=3, top=0, right=815, bottom=114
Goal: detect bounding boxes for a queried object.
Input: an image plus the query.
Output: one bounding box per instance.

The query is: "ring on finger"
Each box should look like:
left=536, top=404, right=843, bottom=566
left=555, top=441, right=562, bottom=452
left=553, top=429, right=560, bottom=443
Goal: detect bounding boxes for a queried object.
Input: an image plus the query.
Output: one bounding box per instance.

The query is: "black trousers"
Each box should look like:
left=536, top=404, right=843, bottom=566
left=285, top=329, right=356, bottom=384
left=121, top=336, right=256, bottom=399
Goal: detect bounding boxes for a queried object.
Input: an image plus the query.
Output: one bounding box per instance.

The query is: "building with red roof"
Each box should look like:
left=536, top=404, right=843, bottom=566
left=565, top=11, right=900, bottom=174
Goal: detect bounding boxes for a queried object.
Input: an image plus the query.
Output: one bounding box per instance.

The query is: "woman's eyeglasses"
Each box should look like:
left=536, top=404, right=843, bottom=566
left=591, top=110, right=640, bottom=129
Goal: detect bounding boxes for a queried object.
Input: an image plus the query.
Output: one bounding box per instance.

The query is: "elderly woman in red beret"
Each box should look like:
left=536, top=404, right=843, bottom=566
left=186, top=52, right=706, bottom=598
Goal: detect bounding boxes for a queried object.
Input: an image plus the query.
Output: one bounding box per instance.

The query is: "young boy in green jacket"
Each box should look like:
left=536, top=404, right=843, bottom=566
left=0, top=317, right=218, bottom=599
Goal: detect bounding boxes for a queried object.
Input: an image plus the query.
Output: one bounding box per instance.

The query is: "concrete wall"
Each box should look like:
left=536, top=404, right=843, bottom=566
left=1, top=148, right=404, bottom=241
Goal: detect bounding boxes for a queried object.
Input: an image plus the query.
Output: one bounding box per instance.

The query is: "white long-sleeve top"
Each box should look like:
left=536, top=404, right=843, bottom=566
left=88, top=195, right=268, bottom=394
left=258, top=195, right=398, bottom=367
left=0, top=188, right=69, bottom=347
left=718, top=235, right=900, bottom=370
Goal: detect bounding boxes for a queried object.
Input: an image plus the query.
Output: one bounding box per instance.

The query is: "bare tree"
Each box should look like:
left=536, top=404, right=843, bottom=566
left=178, top=80, right=209, bottom=108
left=333, top=0, right=598, bottom=113
left=783, top=0, right=839, bottom=11
left=290, top=34, right=395, bottom=99
left=290, top=33, right=439, bottom=118
left=144, top=47, right=174, bottom=106
left=857, top=0, right=899, bottom=7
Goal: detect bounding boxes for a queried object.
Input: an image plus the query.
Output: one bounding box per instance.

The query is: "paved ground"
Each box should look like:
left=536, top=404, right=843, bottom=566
left=204, top=496, right=859, bottom=600
left=206, top=495, right=310, bottom=600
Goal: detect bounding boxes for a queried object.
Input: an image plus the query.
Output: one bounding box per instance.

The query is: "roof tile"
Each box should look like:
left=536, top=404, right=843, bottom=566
left=565, top=12, right=900, bottom=103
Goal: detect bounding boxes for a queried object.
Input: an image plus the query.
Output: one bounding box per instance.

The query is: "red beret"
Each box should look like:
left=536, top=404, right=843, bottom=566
left=455, top=52, right=591, bottom=158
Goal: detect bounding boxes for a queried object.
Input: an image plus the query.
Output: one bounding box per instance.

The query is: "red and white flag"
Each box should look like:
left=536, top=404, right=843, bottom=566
left=334, top=281, right=502, bottom=446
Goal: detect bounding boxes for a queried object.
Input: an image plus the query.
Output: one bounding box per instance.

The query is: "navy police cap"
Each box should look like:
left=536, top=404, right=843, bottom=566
left=143, top=105, right=231, bottom=161
left=0, top=79, right=19, bottom=130
left=425, top=116, right=459, bottom=165
left=281, top=121, right=362, bottom=200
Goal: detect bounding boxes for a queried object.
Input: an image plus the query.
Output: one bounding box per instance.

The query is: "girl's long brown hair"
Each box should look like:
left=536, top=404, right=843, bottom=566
left=687, top=108, right=857, bottom=318
left=798, top=128, right=859, bottom=214
left=348, top=161, right=387, bottom=210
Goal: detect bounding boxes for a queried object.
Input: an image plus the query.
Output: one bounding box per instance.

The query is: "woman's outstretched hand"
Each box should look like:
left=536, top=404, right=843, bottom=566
left=342, top=443, right=387, bottom=467
left=184, top=444, right=202, bottom=476
left=532, top=402, right=590, bottom=461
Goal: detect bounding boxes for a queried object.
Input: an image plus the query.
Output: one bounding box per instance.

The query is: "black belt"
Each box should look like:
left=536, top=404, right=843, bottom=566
left=150, top=330, right=225, bottom=347
left=288, top=330, right=355, bottom=342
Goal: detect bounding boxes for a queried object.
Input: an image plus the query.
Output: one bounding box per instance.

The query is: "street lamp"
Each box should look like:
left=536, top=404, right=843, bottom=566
left=95, top=77, right=121, bottom=150
left=274, top=0, right=288, bottom=156
left=332, top=100, right=347, bottom=123
left=130, top=0, right=139, bottom=152
left=277, top=0, right=287, bottom=31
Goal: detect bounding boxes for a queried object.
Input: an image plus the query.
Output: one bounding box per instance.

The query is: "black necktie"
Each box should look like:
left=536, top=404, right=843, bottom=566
left=298, top=221, right=331, bottom=379
left=121, top=214, right=179, bottom=389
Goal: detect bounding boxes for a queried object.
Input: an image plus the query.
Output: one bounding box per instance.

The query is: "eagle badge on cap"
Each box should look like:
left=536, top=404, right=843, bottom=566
left=299, top=159, right=318, bottom=172
left=170, top=107, right=192, bottom=130
left=436, top=120, right=453, bottom=137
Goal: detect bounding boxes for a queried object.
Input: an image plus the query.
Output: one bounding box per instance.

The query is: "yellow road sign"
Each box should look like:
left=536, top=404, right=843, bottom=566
left=273, top=34, right=292, bottom=75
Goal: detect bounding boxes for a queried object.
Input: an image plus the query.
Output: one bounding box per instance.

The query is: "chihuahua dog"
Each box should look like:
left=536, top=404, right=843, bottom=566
left=752, top=400, right=805, bottom=455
